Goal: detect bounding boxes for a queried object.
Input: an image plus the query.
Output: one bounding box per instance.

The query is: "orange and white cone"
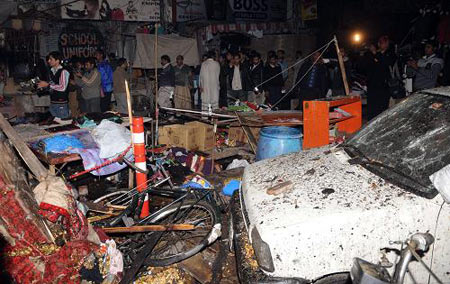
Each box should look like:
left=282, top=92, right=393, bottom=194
left=132, top=117, right=149, bottom=218
left=140, top=193, right=150, bottom=219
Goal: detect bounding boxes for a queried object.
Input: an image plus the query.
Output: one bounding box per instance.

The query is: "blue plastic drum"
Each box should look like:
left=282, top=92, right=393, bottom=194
left=256, top=126, right=302, bottom=161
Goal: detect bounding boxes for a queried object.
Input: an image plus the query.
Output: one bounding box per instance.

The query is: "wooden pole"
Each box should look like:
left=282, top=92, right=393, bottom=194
left=102, top=224, right=195, bottom=234
left=125, top=79, right=133, bottom=133
left=125, top=79, right=134, bottom=190
left=154, top=23, right=159, bottom=146
left=0, top=112, right=49, bottom=180
left=334, top=35, right=350, bottom=96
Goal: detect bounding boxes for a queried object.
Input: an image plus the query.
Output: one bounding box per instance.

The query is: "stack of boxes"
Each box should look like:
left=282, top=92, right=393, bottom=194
left=158, top=121, right=261, bottom=151
left=158, top=121, right=215, bottom=151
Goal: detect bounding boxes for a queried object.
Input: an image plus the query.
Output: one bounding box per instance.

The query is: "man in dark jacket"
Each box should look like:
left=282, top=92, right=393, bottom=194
left=158, top=55, right=175, bottom=108
left=249, top=52, right=265, bottom=104
left=227, top=53, right=252, bottom=104
left=263, top=55, right=284, bottom=108
left=219, top=55, right=233, bottom=108
left=366, top=36, right=396, bottom=120
left=296, top=51, right=329, bottom=109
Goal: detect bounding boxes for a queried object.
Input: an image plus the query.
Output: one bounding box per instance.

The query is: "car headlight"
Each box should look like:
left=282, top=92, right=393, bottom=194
left=251, top=226, right=275, bottom=272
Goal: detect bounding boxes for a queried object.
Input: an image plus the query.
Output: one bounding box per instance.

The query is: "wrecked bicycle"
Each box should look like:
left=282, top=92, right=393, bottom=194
left=90, top=178, right=222, bottom=269
left=350, top=232, right=442, bottom=284
left=314, top=233, right=442, bottom=284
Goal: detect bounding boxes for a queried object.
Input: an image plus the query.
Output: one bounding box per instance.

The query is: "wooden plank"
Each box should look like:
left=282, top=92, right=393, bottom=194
left=0, top=112, right=49, bottom=180
left=242, top=125, right=258, bottom=153
left=334, top=35, right=350, bottom=96
left=235, top=112, right=257, bottom=154
left=102, top=224, right=195, bottom=233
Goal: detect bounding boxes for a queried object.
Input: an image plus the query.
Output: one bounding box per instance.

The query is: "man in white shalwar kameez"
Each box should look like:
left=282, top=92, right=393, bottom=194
left=199, top=51, right=220, bottom=111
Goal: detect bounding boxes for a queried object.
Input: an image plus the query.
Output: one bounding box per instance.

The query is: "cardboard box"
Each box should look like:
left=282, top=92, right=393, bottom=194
left=228, top=127, right=260, bottom=143
left=185, top=121, right=215, bottom=151
left=158, top=121, right=215, bottom=151
left=158, top=124, right=197, bottom=150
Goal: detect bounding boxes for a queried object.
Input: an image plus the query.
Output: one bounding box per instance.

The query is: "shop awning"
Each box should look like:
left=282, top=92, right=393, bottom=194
left=133, top=34, right=200, bottom=69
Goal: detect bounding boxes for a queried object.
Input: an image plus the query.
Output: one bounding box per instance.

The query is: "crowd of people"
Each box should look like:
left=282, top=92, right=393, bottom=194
left=154, top=49, right=296, bottom=113
left=36, top=50, right=130, bottom=119
left=361, top=36, right=443, bottom=119
left=38, top=37, right=446, bottom=120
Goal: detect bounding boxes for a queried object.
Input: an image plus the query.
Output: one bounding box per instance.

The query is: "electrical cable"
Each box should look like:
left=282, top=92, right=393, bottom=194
left=271, top=39, right=335, bottom=108
left=253, top=39, right=335, bottom=91
left=427, top=200, right=446, bottom=284
left=409, top=243, right=443, bottom=284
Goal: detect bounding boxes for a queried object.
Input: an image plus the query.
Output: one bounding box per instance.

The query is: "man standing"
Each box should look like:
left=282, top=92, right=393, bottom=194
left=75, top=57, right=102, bottom=113
left=293, top=50, right=304, bottom=84
left=366, top=36, right=396, bottom=120
left=158, top=55, right=175, bottom=108
left=112, top=58, right=130, bottom=115
left=406, top=42, right=443, bottom=91
left=263, top=55, right=284, bottom=108
left=219, top=53, right=233, bottom=108
left=95, top=49, right=113, bottom=112
left=174, top=55, right=192, bottom=109
left=37, top=51, right=70, bottom=119
left=296, top=51, right=329, bottom=108
left=249, top=52, right=265, bottom=105
left=277, top=49, right=289, bottom=83
left=199, top=51, right=220, bottom=111
left=228, top=53, right=251, bottom=103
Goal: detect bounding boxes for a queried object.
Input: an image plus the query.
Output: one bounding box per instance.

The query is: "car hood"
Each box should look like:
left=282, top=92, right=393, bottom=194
left=241, top=146, right=447, bottom=280
left=242, top=146, right=441, bottom=229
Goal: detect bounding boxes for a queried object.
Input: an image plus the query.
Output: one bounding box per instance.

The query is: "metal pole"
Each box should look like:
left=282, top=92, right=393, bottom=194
left=154, top=23, right=159, bottom=146
left=334, top=35, right=350, bottom=96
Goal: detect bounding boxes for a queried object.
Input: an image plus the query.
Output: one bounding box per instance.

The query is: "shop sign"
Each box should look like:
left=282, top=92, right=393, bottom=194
left=228, top=0, right=286, bottom=21
left=61, top=0, right=160, bottom=22
left=58, top=26, right=104, bottom=59
left=176, top=0, right=207, bottom=22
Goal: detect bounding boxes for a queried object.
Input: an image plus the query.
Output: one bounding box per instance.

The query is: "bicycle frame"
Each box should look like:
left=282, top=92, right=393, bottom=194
left=350, top=233, right=438, bottom=284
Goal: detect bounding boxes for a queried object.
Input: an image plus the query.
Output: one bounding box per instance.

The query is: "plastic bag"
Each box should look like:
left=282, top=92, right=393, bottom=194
left=91, top=120, right=131, bottom=159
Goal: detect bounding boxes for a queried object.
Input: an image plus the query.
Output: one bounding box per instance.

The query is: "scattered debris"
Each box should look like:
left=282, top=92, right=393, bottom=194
left=266, top=180, right=294, bottom=195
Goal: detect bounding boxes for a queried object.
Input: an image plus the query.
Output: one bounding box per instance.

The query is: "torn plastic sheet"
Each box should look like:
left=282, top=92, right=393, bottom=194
left=430, top=164, right=450, bottom=203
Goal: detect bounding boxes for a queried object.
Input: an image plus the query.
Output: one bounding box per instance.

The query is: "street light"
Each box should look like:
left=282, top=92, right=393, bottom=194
left=353, top=32, right=362, bottom=43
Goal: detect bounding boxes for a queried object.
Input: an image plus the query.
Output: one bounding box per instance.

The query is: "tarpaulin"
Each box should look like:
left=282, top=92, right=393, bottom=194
left=133, top=34, right=200, bottom=69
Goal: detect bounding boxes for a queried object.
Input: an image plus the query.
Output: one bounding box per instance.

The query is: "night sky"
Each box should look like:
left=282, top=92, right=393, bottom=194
left=315, top=0, right=441, bottom=48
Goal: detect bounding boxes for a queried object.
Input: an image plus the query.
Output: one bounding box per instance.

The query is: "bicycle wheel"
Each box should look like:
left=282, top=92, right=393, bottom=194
left=120, top=200, right=221, bottom=267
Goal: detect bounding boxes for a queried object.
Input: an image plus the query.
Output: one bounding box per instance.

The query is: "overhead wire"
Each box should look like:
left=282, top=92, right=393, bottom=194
left=272, top=39, right=335, bottom=108
left=253, top=39, right=335, bottom=91
left=164, top=39, right=336, bottom=111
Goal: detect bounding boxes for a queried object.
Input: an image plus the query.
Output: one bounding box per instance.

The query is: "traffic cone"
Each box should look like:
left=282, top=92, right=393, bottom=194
left=140, top=193, right=150, bottom=219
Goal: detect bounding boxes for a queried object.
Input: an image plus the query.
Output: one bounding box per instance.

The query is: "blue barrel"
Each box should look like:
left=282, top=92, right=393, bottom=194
left=256, top=126, right=302, bottom=161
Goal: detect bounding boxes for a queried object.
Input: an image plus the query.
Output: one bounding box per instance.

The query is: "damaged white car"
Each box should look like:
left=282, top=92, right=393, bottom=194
left=231, top=88, right=450, bottom=284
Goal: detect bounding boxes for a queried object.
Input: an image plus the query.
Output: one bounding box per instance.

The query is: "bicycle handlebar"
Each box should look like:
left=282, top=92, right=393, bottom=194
left=410, top=232, right=434, bottom=252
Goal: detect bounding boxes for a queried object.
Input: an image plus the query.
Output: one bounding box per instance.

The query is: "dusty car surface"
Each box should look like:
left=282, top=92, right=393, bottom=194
left=231, top=88, right=450, bottom=283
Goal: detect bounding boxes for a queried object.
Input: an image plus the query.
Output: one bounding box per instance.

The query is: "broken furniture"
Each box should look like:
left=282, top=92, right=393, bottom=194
left=302, top=96, right=362, bottom=149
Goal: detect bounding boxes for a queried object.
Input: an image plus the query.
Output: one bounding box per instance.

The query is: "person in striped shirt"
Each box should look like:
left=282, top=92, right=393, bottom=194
left=38, top=51, right=70, bottom=119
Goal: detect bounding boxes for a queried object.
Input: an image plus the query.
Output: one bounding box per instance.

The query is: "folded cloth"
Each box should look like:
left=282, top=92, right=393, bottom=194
left=68, top=147, right=130, bottom=176
left=43, top=134, right=85, bottom=154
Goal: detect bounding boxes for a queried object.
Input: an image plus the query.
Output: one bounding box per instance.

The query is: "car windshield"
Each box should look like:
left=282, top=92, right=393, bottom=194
left=344, top=91, right=450, bottom=199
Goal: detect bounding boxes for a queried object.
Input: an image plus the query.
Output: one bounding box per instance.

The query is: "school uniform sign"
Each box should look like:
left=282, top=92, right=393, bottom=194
left=58, top=26, right=104, bottom=58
